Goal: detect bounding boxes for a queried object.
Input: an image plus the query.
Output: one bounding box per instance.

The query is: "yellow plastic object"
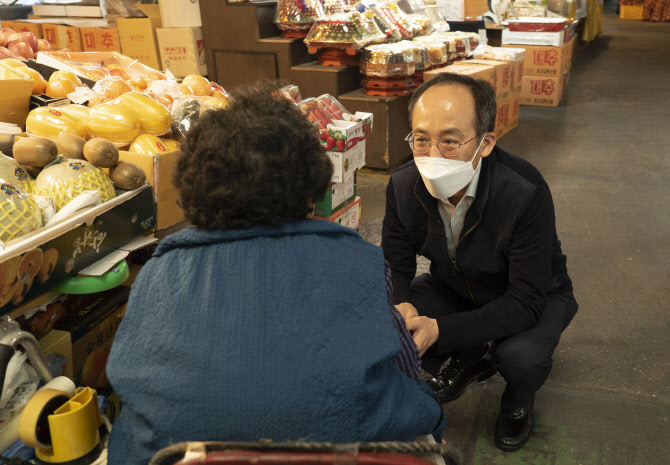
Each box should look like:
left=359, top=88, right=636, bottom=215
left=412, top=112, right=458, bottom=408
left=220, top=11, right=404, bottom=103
left=0, top=153, right=33, bottom=193
left=32, top=159, right=116, bottom=211
left=86, top=103, right=141, bottom=146
left=0, top=180, right=42, bottom=243
left=113, top=92, right=172, bottom=136
left=129, top=134, right=176, bottom=154
left=26, top=107, right=87, bottom=141
left=22, top=387, right=103, bottom=463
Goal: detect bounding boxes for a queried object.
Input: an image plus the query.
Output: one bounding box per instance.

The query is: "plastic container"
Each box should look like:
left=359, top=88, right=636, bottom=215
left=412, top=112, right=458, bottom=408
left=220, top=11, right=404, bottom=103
left=316, top=94, right=350, bottom=120
left=397, top=41, right=430, bottom=71
left=378, top=1, right=415, bottom=39
left=407, top=14, right=434, bottom=36
left=355, top=2, right=403, bottom=42
left=298, top=98, right=334, bottom=130
left=279, top=85, right=302, bottom=103
left=275, top=0, right=326, bottom=32
left=304, top=12, right=386, bottom=50
left=411, top=36, right=449, bottom=67
left=360, top=43, right=416, bottom=77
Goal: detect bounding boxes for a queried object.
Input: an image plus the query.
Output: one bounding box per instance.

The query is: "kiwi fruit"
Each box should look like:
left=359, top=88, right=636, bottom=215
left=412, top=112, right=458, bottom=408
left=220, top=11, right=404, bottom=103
left=55, top=133, right=86, bottom=159
left=24, top=165, right=42, bottom=178
left=12, top=136, right=58, bottom=167
left=109, top=161, right=146, bottom=190
left=83, top=138, right=119, bottom=168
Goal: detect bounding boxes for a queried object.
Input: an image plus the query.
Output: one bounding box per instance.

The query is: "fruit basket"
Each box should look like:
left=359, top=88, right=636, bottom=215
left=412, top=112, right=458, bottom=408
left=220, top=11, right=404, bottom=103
left=360, top=43, right=416, bottom=77
left=356, top=3, right=402, bottom=42
left=304, top=12, right=386, bottom=52
left=411, top=36, right=449, bottom=67
left=396, top=40, right=430, bottom=71
left=378, top=1, right=415, bottom=39
left=275, top=0, right=326, bottom=34
left=407, top=14, right=434, bottom=36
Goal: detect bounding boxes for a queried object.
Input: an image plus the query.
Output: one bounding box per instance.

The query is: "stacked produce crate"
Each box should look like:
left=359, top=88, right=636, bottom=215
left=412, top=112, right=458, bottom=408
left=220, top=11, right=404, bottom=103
left=286, top=86, right=372, bottom=230
left=155, top=0, right=207, bottom=77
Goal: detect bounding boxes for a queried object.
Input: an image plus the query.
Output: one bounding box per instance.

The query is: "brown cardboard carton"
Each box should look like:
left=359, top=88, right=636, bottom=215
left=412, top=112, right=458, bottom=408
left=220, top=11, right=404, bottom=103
left=117, top=4, right=162, bottom=70
left=80, top=27, right=120, bottom=52
left=42, top=23, right=81, bottom=51
left=0, top=65, right=33, bottom=129
left=156, top=27, right=207, bottom=77
left=495, top=98, right=510, bottom=138
left=506, top=94, right=521, bottom=133
left=510, top=59, right=524, bottom=93
left=118, top=150, right=184, bottom=230
left=424, top=63, right=496, bottom=84
left=0, top=20, right=43, bottom=38
left=520, top=74, right=567, bottom=107
left=503, top=40, right=573, bottom=78
left=454, top=59, right=511, bottom=101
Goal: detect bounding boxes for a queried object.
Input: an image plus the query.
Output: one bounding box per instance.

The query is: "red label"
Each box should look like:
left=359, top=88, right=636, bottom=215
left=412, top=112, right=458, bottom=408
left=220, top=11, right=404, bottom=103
left=156, top=141, right=167, bottom=152
left=84, top=32, right=96, bottom=49
left=502, top=68, right=510, bottom=88
left=530, top=79, right=556, bottom=96
left=49, top=109, right=62, bottom=116
left=532, top=49, right=559, bottom=66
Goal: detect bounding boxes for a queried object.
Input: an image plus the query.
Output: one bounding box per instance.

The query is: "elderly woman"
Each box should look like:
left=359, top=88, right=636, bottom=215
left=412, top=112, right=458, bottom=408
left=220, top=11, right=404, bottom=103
left=106, top=84, right=446, bottom=465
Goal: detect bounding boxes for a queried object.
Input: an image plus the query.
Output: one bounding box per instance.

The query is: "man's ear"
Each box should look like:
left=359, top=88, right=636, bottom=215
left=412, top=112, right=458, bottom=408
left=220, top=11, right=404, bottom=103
left=480, top=132, right=497, bottom=158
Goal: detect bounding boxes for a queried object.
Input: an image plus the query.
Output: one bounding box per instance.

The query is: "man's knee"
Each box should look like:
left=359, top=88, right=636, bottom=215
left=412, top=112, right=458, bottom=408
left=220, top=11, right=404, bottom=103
left=494, top=337, right=553, bottom=378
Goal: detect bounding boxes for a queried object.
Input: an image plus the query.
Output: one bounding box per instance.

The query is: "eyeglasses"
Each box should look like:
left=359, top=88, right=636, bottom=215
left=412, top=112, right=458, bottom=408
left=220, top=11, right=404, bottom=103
left=405, top=132, right=480, bottom=156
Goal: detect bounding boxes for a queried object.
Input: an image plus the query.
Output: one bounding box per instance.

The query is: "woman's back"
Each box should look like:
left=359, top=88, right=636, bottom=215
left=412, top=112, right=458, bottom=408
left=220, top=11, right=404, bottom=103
left=107, top=221, right=445, bottom=465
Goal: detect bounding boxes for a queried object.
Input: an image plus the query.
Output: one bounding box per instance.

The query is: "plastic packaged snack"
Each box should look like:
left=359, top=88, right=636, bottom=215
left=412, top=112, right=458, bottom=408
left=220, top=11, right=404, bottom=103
left=423, top=0, right=450, bottom=32
left=472, top=45, right=526, bottom=62
left=0, top=179, right=41, bottom=243
left=316, top=94, right=350, bottom=120
left=354, top=1, right=403, bottom=42
left=407, top=14, right=434, bottom=36
left=275, top=0, right=326, bottom=32
left=411, top=36, right=449, bottom=67
left=378, top=1, right=415, bottom=39
left=298, top=98, right=334, bottom=130
left=360, top=43, right=416, bottom=77
left=31, top=159, right=116, bottom=212
left=304, top=12, right=386, bottom=50
left=396, top=40, right=430, bottom=71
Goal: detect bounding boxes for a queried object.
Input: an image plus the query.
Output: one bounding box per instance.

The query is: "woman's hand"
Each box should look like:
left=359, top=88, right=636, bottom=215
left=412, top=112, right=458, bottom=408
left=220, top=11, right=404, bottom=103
left=406, top=316, right=439, bottom=356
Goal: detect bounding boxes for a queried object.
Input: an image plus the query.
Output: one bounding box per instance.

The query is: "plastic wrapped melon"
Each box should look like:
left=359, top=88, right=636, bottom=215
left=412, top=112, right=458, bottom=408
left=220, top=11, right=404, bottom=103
left=0, top=153, right=33, bottom=193
left=0, top=180, right=42, bottom=244
left=26, top=107, right=87, bottom=141
left=32, top=159, right=116, bottom=211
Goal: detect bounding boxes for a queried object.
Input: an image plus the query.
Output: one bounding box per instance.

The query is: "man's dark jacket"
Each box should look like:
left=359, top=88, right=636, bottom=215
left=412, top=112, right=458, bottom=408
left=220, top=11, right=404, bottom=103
left=382, top=146, right=576, bottom=355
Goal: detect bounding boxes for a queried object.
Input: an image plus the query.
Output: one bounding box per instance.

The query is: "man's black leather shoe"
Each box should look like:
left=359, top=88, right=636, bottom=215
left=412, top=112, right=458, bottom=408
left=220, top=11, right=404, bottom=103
left=426, top=347, right=497, bottom=403
left=494, top=394, right=535, bottom=452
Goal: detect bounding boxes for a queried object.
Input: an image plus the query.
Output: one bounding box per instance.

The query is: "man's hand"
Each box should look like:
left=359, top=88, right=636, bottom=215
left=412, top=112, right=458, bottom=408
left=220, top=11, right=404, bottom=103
left=406, top=316, right=439, bottom=356
left=395, top=302, right=419, bottom=322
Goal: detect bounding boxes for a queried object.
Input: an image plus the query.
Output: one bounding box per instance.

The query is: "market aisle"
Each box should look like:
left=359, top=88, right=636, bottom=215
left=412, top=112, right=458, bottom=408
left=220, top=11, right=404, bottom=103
left=358, top=12, right=670, bottom=464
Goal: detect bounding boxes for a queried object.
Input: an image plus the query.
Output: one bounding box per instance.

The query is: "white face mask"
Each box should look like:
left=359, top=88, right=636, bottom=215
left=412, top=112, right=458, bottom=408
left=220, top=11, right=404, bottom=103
left=414, top=136, right=486, bottom=201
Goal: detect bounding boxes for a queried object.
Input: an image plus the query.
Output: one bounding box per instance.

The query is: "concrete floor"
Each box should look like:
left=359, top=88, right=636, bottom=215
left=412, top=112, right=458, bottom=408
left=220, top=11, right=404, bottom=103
left=357, top=13, right=670, bottom=465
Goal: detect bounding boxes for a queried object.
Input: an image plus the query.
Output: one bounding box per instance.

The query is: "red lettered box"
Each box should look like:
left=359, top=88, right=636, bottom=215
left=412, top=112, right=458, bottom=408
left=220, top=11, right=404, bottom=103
left=80, top=27, right=120, bottom=52
left=504, top=41, right=572, bottom=78
left=520, top=74, right=567, bottom=107
left=42, top=23, right=81, bottom=51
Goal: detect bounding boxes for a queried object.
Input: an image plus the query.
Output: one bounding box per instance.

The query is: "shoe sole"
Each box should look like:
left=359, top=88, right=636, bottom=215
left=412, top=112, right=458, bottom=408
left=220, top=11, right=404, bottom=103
left=437, top=366, right=497, bottom=403
left=494, top=412, right=535, bottom=452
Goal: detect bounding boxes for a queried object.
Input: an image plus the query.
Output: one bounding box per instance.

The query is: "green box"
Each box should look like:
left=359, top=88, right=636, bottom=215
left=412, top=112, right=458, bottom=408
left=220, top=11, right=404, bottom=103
left=315, top=175, right=356, bottom=218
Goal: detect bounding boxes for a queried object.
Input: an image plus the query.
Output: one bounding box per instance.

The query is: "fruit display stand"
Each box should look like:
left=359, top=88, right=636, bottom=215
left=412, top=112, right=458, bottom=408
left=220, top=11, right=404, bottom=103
left=199, top=0, right=412, bottom=170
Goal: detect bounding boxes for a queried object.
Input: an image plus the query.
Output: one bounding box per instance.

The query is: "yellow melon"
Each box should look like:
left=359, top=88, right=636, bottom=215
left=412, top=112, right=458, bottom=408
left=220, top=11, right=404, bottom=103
left=86, top=104, right=141, bottom=146
left=26, top=107, right=87, bottom=140
left=0, top=180, right=41, bottom=243
left=113, top=92, right=171, bottom=136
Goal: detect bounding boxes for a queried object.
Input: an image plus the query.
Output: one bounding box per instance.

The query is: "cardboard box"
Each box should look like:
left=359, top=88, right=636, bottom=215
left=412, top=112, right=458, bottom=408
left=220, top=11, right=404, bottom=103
left=117, top=150, right=184, bottom=231
left=159, top=0, right=202, bottom=28
left=42, top=23, right=82, bottom=51
left=315, top=175, right=356, bottom=218
left=0, top=185, right=156, bottom=316
left=502, top=29, right=566, bottom=47
left=0, top=65, right=33, bottom=130
left=0, top=21, right=43, bottom=39
left=317, top=196, right=361, bottom=230
left=510, top=59, right=525, bottom=93
left=562, top=38, right=575, bottom=75
left=503, top=40, right=574, bottom=77
left=454, top=59, right=511, bottom=101
left=156, top=27, right=206, bottom=77
left=80, top=27, right=120, bottom=52
left=117, top=4, right=163, bottom=71
left=495, top=98, right=510, bottom=139
left=326, top=139, right=366, bottom=184
left=32, top=4, right=102, bottom=17
left=424, top=62, right=496, bottom=85
left=321, top=112, right=373, bottom=152
left=53, top=286, right=129, bottom=389
left=520, top=73, right=568, bottom=107
left=39, top=324, right=74, bottom=379
left=620, top=5, right=644, bottom=20
left=506, top=94, right=520, bottom=133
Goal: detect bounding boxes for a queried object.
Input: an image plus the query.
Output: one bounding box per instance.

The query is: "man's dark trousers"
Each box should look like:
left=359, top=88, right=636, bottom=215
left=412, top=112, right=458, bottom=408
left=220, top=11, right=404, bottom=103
left=411, top=273, right=578, bottom=410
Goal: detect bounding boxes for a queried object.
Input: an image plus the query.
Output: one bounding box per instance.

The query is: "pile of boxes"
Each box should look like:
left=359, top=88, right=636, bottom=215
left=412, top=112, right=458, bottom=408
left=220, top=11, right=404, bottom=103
left=423, top=49, right=524, bottom=139
left=314, top=114, right=373, bottom=230
left=502, top=19, right=577, bottom=107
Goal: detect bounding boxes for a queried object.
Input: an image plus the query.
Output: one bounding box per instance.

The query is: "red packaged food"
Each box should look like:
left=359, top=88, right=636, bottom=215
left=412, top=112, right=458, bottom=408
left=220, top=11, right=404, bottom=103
left=316, top=94, right=350, bottom=120
left=298, top=97, right=334, bottom=130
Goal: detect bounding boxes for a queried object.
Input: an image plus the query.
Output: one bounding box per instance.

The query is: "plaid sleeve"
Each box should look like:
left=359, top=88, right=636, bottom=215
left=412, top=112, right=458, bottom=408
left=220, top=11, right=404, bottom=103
left=385, top=260, right=422, bottom=378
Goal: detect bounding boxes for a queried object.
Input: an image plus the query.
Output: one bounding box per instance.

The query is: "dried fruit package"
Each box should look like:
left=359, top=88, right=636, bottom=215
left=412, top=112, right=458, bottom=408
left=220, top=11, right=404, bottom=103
left=397, top=40, right=430, bottom=71
left=298, top=97, right=334, bottom=130
left=275, top=0, right=326, bottom=32
left=354, top=1, right=402, bottom=42
left=407, top=14, right=434, bottom=36
left=360, top=43, right=416, bottom=77
left=411, top=36, right=448, bottom=67
left=378, top=1, right=415, bottom=39
left=316, top=94, right=350, bottom=120
left=304, top=11, right=386, bottom=50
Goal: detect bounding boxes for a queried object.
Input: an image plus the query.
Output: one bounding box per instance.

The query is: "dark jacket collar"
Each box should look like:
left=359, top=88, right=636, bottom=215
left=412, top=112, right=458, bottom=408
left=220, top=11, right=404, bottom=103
left=413, top=149, right=495, bottom=232
left=154, top=219, right=361, bottom=257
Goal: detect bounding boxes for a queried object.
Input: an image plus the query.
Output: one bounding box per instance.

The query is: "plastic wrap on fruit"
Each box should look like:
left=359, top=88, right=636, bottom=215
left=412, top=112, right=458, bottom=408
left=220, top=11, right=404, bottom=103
left=396, top=40, right=429, bottom=71
left=31, top=158, right=116, bottom=212
left=275, top=0, right=326, bottom=32
left=378, top=1, right=414, bottom=39
left=304, top=11, right=386, bottom=49
left=171, top=96, right=217, bottom=142
left=407, top=14, right=434, bottom=36
left=360, top=43, right=416, bottom=77
left=298, top=98, right=334, bottom=131
left=424, top=1, right=450, bottom=32
left=0, top=180, right=42, bottom=244
left=89, top=76, right=133, bottom=107
left=278, top=85, right=302, bottom=103
left=405, top=0, right=427, bottom=13
left=316, top=94, right=351, bottom=121
left=0, top=154, right=33, bottom=194
left=354, top=1, right=402, bottom=42
left=412, top=35, right=449, bottom=66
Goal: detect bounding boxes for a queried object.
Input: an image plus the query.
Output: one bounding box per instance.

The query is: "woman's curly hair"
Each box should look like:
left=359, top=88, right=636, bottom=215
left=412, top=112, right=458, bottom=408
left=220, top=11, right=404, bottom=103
left=173, top=82, right=333, bottom=230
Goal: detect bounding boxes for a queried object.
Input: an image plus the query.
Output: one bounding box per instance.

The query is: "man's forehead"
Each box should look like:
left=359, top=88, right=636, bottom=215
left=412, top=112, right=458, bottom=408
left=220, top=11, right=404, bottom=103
left=412, top=84, right=476, bottom=132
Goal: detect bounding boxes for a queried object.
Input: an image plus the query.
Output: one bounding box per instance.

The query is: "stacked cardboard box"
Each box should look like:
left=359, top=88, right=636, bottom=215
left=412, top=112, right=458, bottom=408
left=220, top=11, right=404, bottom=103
left=117, top=4, right=163, bottom=70
left=504, top=37, right=576, bottom=107
left=155, top=0, right=206, bottom=77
